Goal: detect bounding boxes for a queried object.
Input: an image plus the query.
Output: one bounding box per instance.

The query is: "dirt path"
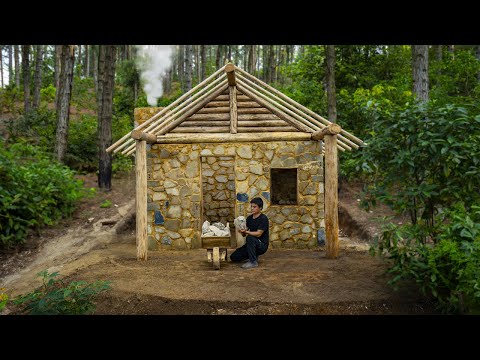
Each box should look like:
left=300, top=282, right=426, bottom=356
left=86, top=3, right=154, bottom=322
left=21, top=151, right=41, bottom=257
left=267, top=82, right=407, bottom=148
left=1, top=174, right=437, bottom=315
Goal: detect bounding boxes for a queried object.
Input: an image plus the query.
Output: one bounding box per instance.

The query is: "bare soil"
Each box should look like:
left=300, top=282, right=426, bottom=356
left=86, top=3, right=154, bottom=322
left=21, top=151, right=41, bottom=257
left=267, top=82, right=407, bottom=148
left=0, top=172, right=438, bottom=315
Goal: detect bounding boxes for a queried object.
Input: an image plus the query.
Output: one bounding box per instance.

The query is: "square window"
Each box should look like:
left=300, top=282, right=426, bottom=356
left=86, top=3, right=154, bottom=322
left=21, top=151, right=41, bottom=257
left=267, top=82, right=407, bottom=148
left=271, top=168, right=297, bottom=205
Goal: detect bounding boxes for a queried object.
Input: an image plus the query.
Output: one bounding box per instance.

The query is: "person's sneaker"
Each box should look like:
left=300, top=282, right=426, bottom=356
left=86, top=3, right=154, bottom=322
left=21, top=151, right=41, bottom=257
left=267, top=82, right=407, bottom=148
left=241, top=260, right=258, bottom=269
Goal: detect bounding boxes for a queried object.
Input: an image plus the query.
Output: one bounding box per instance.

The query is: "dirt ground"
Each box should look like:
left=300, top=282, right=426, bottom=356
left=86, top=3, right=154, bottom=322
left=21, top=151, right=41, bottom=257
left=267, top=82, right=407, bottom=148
left=0, top=172, right=438, bottom=315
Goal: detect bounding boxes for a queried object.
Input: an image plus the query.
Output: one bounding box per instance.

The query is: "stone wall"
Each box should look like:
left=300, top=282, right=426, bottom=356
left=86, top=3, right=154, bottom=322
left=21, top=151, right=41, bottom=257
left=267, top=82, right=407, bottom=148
left=201, top=156, right=235, bottom=225
left=146, top=141, right=324, bottom=250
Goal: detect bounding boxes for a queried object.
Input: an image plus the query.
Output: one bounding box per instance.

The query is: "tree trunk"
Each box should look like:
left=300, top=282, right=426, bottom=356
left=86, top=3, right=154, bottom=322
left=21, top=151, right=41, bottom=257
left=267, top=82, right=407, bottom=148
left=55, top=45, right=76, bottom=163
left=77, top=45, right=82, bottom=76
left=215, top=45, right=222, bottom=69
left=247, top=45, right=254, bottom=74
left=0, top=46, right=3, bottom=88
left=412, top=45, right=429, bottom=103
left=93, top=45, right=98, bottom=92
left=177, top=45, right=185, bottom=91
left=97, top=45, right=116, bottom=191
left=54, top=45, right=62, bottom=109
left=84, top=45, right=89, bottom=78
left=233, top=45, right=239, bottom=66
left=32, top=45, right=44, bottom=110
left=14, top=45, right=20, bottom=88
left=22, top=45, right=31, bottom=114
left=476, top=45, right=480, bottom=82
left=200, top=45, right=206, bottom=81
left=8, top=45, right=13, bottom=87
left=185, top=45, right=193, bottom=92
left=325, top=45, right=337, bottom=123
left=435, top=45, right=442, bottom=61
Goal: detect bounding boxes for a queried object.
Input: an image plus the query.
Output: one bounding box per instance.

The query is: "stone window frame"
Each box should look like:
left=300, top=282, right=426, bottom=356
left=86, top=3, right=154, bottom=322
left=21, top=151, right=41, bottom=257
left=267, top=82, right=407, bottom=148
left=269, top=167, right=299, bottom=206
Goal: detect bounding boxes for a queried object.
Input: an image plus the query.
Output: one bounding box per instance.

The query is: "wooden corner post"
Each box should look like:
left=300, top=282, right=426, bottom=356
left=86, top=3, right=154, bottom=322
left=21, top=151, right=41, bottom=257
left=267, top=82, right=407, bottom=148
left=312, top=124, right=342, bottom=259
left=135, top=139, right=148, bottom=260
left=132, top=107, right=162, bottom=261
left=135, top=140, right=147, bottom=260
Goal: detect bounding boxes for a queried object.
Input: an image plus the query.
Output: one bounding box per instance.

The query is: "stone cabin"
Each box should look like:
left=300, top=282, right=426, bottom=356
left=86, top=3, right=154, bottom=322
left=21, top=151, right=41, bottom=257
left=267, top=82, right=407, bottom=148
left=107, top=64, right=364, bottom=260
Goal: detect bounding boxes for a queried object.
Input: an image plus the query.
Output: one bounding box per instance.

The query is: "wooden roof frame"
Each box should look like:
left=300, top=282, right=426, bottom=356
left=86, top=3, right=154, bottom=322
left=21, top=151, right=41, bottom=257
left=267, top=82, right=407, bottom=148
left=106, top=63, right=365, bottom=156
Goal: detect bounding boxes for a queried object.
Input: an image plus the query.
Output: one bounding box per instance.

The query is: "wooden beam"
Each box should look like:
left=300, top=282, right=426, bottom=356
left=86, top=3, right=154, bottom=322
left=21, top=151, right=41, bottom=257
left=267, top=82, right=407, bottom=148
left=225, top=63, right=236, bottom=86
left=237, top=84, right=313, bottom=133
left=235, top=65, right=364, bottom=146
left=171, top=126, right=296, bottom=133
left=197, top=107, right=230, bottom=114
left=107, top=64, right=227, bottom=153
left=229, top=85, right=237, bottom=133
left=135, top=140, right=148, bottom=261
left=237, top=73, right=352, bottom=151
left=187, top=113, right=230, bottom=121
left=237, top=108, right=272, bottom=114
left=156, top=132, right=312, bottom=144
left=325, top=133, right=339, bottom=259
left=311, top=123, right=342, bottom=141
left=131, top=129, right=157, bottom=143
left=158, top=84, right=229, bottom=135
left=120, top=73, right=228, bottom=155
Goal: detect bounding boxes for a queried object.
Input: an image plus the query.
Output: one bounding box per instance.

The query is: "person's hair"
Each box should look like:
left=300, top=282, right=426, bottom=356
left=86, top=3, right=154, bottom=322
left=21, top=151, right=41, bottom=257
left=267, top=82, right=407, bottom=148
left=250, top=197, right=263, bottom=209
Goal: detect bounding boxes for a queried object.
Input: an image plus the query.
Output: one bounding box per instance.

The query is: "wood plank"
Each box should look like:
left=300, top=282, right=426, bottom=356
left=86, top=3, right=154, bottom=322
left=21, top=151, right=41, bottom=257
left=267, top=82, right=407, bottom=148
left=238, top=114, right=280, bottom=120
left=136, top=140, right=148, bottom=261
left=205, top=101, right=230, bottom=107
left=187, top=113, right=230, bottom=121
left=201, top=236, right=231, bottom=249
left=237, top=120, right=287, bottom=127
left=156, top=132, right=312, bottom=144
left=237, top=107, right=272, bottom=114
left=178, top=121, right=231, bottom=127
left=197, top=106, right=230, bottom=113
left=236, top=94, right=252, bottom=102
left=238, top=126, right=297, bottom=132
left=171, top=127, right=230, bottom=133
left=237, top=102, right=262, bottom=108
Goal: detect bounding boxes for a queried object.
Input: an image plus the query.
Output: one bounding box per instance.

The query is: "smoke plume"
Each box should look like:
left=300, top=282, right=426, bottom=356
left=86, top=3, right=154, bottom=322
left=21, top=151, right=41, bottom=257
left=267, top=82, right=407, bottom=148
left=135, top=45, right=174, bottom=106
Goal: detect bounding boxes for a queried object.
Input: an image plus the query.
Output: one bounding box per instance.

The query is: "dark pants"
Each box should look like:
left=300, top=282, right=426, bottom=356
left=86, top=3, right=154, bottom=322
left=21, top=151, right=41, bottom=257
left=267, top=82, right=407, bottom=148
left=230, top=235, right=268, bottom=263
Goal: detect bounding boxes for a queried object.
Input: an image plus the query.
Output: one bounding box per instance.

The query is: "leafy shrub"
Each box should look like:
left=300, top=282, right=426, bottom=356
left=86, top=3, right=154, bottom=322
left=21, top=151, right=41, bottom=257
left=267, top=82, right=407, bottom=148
left=0, top=141, right=84, bottom=247
left=372, top=202, right=480, bottom=314
left=13, top=270, right=111, bottom=315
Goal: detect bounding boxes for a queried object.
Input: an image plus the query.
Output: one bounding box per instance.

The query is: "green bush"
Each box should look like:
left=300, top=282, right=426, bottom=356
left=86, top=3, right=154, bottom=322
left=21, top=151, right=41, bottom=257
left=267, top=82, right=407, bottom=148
left=0, top=141, right=84, bottom=247
left=372, top=202, right=480, bottom=314
left=13, top=270, right=111, bottom=315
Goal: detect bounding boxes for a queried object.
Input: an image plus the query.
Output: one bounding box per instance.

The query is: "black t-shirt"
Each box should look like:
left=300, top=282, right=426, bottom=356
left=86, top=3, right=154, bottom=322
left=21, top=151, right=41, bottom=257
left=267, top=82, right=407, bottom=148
left=246, top=213, right=269, bottom=245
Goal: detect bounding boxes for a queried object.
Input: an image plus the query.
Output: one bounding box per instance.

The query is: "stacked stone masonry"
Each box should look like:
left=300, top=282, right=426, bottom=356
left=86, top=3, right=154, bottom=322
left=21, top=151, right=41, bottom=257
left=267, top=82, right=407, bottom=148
left=146, top=140, right=324, bottom=250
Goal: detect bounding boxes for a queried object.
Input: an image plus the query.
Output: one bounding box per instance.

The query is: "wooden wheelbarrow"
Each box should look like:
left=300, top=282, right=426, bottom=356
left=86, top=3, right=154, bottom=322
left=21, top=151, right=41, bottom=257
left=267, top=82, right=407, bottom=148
left=201, top=235, right=231, bottom=270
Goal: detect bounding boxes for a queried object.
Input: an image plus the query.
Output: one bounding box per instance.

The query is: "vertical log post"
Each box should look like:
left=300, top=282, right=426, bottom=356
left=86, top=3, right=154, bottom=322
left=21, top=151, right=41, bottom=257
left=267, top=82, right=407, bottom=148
left=135, top=139, right=147, bottom=260
left=312, top=124, right=342, bottom=259
left=325, top=132, right=339, bottom=259
left=226, top=63, right=238, bottom=134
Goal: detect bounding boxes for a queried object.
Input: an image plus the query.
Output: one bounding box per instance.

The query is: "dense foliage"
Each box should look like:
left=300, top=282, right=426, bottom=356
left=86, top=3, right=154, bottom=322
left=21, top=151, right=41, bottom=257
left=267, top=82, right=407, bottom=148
left=0, top=141, right=84, bottom=247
